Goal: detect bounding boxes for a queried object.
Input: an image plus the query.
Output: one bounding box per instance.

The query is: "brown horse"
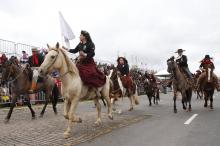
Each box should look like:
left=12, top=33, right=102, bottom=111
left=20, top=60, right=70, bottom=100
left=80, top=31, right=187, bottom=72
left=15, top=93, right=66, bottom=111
left=198, top=65, right=216, bottom=109
left=109, top=67, right=139, bottom=112
left=167, top=56, right=192, bottom=113
left=1, top=59, right=59, bottom=123
left=144, top=78, right=160, bottom=106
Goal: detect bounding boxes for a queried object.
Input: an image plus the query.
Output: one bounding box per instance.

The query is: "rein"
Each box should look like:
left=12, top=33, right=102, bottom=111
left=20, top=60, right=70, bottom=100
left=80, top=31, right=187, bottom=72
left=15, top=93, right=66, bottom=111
left=5, top=65, right=25, bottom=84
left=46, top=48, right=71, bottom=79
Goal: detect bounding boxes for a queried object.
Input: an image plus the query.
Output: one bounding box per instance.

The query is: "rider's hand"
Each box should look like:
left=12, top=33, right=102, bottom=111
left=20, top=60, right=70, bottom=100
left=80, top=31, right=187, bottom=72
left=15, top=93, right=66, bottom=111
left=79, top=51, right=86, bottom=57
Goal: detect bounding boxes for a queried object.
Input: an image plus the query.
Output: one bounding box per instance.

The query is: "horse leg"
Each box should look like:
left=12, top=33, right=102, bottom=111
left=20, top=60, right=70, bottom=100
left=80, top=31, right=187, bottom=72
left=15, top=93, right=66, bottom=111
left=39, top=99, right=48, bottom=118
left=25, top=96, right=36, bottom=119
left=148, top=95, right=152, bottom=106
left=51, top=86, right=59, bottom=114
left=181, top=99, right=186, bottom=110
left=5, top=97, right=17, bottom=123
left=64, top=98, right=81, bottom=139
left=204, top=92, right=208, bottom=108
left=181, top=92, right=187, bottom=111
left=101, top=84, right=115, bottom=120
left=173, top=92, right=177, bottom=113
left=210, top=92, right=214, bottom=109
left=128, top=96, right=134, bottom=111
left=94, top=98, right=102, bottom=125
left=188, top=89, right=192, bottom=111
left=63, top=97, right=71, bottom=120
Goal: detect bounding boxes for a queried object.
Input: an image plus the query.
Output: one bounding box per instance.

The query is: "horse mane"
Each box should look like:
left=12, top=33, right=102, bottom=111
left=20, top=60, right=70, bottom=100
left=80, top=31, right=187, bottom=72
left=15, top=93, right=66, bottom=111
left=59, top=47, right=79, bottom=75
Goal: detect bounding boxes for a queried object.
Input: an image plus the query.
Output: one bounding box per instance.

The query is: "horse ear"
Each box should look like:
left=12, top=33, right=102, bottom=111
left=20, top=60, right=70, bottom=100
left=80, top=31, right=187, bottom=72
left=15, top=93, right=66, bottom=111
left=56, top=42, right=60, bottom=49
left=47, top=44, right=50, bottom=49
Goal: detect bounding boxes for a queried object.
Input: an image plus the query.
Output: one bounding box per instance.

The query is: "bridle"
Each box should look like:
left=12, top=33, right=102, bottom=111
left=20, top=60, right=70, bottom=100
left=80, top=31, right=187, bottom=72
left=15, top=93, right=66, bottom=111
left=44, top=48, right=71, bottom=78
left=2, top=63, right=24, bottom=84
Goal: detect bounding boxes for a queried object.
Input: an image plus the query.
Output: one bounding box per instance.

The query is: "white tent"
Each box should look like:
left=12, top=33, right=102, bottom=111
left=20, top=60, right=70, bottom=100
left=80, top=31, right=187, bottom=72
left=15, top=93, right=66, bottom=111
left=155, top=69, right=170, bottom=78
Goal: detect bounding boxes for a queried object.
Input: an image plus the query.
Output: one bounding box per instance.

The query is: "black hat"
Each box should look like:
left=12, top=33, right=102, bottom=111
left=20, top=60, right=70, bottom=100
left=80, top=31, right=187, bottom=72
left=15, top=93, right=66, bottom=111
left=205, top=55, right=212, bottom=59
left=175, top=49, right=185, bottom=53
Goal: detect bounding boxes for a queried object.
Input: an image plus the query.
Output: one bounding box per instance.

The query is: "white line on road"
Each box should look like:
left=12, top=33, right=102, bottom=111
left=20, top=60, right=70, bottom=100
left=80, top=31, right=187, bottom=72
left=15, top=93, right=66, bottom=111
left=184, top=114, right=198, bottom=125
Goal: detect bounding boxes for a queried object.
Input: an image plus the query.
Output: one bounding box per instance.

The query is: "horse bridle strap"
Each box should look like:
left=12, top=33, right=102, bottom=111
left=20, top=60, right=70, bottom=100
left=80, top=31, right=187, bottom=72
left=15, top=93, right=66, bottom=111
left=6, top=66, right=25, bottom=84
left=47, top=48, right=72, bottom=78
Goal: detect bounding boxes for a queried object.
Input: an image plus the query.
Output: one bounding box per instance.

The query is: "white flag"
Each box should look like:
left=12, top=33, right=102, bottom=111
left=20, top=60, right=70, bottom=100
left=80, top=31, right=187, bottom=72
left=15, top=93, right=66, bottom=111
left=59, top=11, right=75, bottom=48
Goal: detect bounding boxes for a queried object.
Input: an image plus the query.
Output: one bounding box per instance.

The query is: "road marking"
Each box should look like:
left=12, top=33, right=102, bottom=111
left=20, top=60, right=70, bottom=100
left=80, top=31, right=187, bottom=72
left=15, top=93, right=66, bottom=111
left=184, top=114, right=198, bottom=125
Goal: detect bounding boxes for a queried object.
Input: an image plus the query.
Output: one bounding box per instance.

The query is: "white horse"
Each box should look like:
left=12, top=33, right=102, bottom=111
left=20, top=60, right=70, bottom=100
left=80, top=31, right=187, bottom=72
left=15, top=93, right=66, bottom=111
left=38, top=43, right=113, bottom=139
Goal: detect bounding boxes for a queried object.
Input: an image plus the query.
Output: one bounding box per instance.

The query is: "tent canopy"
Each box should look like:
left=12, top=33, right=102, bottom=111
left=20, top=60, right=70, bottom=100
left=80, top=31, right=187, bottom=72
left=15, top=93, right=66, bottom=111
left=155, top=69, right=171, bottom=77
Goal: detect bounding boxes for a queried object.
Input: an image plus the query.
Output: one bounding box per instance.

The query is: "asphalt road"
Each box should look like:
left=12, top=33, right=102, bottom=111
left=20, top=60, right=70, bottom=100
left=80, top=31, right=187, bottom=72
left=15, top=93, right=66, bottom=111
left=79, top=91, right=220, bottom=146
left=0, top=91, right=220, bottom=146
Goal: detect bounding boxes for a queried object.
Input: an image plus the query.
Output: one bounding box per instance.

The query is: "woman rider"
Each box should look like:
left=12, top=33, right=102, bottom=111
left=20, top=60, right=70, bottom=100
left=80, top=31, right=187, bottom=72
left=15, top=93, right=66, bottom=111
left=65, top=31, right=106, bottom=94
left=117, top=57, right=134, bottom=90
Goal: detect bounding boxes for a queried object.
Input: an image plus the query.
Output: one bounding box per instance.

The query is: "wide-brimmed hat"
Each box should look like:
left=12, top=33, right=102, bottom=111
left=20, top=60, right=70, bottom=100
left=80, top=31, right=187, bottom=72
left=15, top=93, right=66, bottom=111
left=204, top=55, right=213, bottom=59
left=175, top=49, right=185, bottom=53
left=32, top=47, right=38, bottom=52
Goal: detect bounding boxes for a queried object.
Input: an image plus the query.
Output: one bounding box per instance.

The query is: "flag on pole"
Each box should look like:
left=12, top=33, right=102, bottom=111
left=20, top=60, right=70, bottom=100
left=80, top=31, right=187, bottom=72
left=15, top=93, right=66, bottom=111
left=59, top=11, right=75, bottom=48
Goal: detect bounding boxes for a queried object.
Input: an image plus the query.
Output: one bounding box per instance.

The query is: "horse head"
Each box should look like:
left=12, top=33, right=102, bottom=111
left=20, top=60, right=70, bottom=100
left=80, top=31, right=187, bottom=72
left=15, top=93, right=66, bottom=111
left=167, top=56, right=176, bottom=73
left=39, top=42, right=63, bottom=76
left=110, top=67, right=119, bottom=81
left=1, top=60, right=17, bottom=84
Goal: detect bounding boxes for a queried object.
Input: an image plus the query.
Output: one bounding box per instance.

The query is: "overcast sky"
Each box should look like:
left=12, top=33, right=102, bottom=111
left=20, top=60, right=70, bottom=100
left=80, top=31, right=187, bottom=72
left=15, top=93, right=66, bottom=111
left=0, top=0, right=220, bottom=74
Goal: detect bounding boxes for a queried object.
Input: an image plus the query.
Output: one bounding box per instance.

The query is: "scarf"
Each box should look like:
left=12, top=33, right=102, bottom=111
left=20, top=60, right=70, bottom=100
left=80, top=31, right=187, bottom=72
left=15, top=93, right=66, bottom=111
left=33, top=53, right=39, bottom=65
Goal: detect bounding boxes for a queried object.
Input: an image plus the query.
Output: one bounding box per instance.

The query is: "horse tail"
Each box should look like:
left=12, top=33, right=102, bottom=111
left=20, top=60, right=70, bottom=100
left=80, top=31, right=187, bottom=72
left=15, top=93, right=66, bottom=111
left=133, top=84, right=139, bottom=105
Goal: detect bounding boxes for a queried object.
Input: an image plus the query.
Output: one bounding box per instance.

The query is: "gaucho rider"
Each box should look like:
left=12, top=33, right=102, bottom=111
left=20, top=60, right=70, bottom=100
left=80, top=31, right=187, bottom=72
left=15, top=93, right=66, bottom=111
left=28, top=47, right=44, bottom=92
left=196, top=55, right=220, bottom=91
left=66, top=30, right=106, bottom=96
left=175, top=49, right=193, bottom=79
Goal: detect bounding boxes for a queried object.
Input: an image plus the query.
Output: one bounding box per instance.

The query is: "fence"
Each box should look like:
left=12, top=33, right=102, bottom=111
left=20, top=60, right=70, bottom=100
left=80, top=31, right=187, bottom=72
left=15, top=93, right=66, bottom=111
left=0, top=39, right=49, bottom=107
left=0, top=39, right=37, bottom=57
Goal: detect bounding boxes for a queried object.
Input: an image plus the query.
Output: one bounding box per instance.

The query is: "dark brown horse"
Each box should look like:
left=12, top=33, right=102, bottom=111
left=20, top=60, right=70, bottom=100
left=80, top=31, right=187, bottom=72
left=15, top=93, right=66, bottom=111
left=198, top=65, right=216, bottom=109
left=144, top=78, right=160, bottom=106
left=167, top=57, right=192, bottom=113
left=1, top=59, right=59, bottom=123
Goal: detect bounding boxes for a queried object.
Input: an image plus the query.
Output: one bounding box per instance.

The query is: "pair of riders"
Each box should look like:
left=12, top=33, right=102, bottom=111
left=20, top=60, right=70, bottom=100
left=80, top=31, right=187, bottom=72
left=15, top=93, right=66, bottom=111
left=174, top=49, right=219, bottom=91
left=30, top=31, right=133, bottom=94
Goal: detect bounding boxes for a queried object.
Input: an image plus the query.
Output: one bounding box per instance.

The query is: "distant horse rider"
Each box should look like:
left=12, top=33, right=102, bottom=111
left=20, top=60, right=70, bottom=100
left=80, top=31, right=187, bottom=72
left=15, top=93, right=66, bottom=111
left=196, top=55, right=220, bottom=91
left=117, top=57, right=134, bottom=92
left=175, top=49, right=193, bottom=79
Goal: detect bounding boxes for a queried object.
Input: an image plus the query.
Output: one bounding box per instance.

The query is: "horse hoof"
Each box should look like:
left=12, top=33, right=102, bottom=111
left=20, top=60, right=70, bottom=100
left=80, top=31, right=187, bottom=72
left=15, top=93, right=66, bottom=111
left=210, top=106, right=214, bottom=109
left=78, top=118, right=82, bottom=123
left=174, top=109, right=177, bottom=113
left=32, top=116, right=36, bottom=120
left=64, top=115, right=69, bottom=120
left=108, top=114, right=113, bottom=120
left=128, top=107, right=133, bottom=111
left=113, top=108, right=116, bottom=111
left=63, top=132, right=71, bottom=139
left=149, top=104, right=152, bottom=106
left=4, top=119, right=9, bottom=124
left=183, top=107, right=186, bottom=110
left=39, top=115, right=43, bottom=118
left=94, top=120, right=102, bottom=126
left=204, top=104, right=207, bottom=108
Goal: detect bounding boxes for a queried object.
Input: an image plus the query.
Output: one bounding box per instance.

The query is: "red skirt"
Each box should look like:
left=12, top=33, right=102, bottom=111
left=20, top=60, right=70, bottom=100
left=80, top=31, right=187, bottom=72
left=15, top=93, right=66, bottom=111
left=76, top=58, right=106, bottom=88
left=120, top=75, right=133, bottom=89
